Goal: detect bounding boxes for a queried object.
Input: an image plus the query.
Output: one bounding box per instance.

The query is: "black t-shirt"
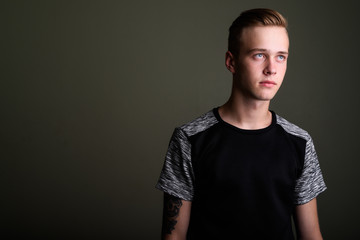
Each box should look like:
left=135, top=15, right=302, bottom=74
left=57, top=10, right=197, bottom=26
left=156, top=108, right=326, bottom=239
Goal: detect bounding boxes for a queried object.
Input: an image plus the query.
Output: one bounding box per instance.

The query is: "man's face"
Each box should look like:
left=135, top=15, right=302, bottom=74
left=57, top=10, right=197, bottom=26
left=230, top=26, right=289, bottom=101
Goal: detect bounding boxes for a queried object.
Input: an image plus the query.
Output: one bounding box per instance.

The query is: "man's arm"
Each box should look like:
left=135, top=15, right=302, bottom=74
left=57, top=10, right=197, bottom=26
left=294, top=198, right=323, bottom=240
left=161, top=193, right=191, bottom=240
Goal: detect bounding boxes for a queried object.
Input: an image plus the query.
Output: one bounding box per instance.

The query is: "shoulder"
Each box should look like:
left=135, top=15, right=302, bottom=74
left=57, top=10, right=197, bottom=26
left=178, top=109, right=219, bottom=137
left=275, top=113, right=311, bottom=142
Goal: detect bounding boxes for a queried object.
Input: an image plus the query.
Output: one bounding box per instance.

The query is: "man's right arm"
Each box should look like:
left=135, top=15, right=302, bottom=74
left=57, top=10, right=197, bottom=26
left=161, top=193, right=191, bottom=240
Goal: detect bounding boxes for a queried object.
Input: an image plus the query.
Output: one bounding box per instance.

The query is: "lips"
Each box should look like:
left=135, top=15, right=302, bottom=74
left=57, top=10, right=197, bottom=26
left=259, top=80, right=276, bottom=87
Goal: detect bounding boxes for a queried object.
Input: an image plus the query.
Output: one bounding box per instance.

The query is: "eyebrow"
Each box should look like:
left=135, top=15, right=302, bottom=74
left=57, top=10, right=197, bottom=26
left=248, top=48, right=289, bottom=55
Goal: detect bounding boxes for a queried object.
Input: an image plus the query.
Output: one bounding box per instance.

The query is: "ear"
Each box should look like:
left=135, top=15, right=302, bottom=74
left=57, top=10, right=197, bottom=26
left=225, top=51, right=236, bottom=74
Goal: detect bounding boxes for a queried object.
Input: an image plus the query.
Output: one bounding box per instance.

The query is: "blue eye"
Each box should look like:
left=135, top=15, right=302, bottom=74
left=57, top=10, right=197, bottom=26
left=278, top=55, right=285, bottom=60
left=254, top=53, right=265, bottom=60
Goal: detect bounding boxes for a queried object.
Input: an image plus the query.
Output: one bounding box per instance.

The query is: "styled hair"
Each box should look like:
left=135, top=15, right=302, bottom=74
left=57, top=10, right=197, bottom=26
left=228, top=8, right=288, bottom=56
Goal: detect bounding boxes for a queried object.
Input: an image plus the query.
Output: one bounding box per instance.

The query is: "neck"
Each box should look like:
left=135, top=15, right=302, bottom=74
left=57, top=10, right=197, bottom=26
left=219, top=93, right=272, bottom=130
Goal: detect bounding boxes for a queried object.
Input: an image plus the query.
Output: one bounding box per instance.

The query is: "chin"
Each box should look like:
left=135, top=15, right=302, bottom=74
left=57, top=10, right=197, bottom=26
left=258, top=98, right=274, bottom=102
left=255, top=91, right=278, bottom=101
left=254, top=93, right=276, bottom=101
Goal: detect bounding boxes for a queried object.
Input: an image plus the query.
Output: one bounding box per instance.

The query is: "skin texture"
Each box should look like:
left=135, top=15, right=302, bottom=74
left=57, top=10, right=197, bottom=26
left=161, top=25, right=323, bottom=239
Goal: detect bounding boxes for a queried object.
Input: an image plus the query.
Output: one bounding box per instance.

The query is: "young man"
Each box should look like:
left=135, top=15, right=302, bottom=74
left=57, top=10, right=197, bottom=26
left=156, top=8, right=326, bottom=240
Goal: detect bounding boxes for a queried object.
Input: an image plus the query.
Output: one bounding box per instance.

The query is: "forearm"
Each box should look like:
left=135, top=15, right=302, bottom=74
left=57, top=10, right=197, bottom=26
left=294, top=198, right=323, bottom=240
left=297, top=230, right=323, bottom=240
left=161, top=193, right=191, bottom=240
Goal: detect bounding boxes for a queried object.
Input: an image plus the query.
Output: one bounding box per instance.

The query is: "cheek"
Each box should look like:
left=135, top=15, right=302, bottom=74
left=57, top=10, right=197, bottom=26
left=243, top=62, right=262, bottom=75
left=276, top=63, right=287, bottom=78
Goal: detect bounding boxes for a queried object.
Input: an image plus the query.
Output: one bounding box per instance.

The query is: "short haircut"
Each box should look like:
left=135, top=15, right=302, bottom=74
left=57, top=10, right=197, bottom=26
left=228, top=8, right=288, bottom=56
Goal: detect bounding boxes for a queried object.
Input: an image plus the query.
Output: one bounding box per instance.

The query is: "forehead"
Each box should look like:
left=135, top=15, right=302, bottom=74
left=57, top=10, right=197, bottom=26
left=239, top=26, right=289, bottom=53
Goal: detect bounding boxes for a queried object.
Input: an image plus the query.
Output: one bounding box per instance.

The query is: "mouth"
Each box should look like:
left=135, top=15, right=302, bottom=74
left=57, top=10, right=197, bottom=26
left=259, top=80, right=276, bottom=87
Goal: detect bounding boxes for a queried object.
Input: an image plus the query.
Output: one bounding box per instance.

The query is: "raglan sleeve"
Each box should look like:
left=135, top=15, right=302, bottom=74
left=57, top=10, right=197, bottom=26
left=155, top=127, right=195, bottom=201
left=294, top=136, right=327, bottom=205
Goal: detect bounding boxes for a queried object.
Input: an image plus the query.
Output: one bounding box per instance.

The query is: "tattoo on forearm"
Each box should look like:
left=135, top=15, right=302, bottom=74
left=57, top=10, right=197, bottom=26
left=162, top=194, right=183, bottom=235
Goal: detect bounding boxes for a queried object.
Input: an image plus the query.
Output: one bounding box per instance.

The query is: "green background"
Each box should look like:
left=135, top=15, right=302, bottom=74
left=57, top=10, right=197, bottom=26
left=2, top=0, right=359, bottom=239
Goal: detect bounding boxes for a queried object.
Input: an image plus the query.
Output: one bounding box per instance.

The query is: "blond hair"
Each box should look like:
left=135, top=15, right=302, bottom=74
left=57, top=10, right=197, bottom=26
left=228, top=8, right=288, bottom=56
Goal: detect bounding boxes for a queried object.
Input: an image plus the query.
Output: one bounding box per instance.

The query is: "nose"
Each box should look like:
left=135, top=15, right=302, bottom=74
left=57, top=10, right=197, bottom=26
left=263, top=59, right=276, bottom=76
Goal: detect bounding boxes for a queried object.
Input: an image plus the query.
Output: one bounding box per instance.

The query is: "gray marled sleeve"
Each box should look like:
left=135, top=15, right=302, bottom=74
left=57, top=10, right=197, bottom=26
left=155, top=128, right=195, bottom=201
left=294, top=137, right=327, bottom=205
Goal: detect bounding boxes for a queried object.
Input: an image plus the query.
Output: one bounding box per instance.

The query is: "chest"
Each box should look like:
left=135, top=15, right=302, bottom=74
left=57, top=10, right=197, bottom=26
left=190, top=126, right=305, bottom=193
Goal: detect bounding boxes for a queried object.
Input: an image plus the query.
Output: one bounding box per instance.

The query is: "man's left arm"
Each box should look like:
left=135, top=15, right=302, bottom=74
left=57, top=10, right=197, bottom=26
left=294, top=198, right=323, bottom=240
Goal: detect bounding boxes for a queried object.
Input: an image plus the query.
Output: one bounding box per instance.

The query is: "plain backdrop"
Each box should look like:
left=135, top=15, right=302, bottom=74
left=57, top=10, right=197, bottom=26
left=2, top=0, right=360, bottom=239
